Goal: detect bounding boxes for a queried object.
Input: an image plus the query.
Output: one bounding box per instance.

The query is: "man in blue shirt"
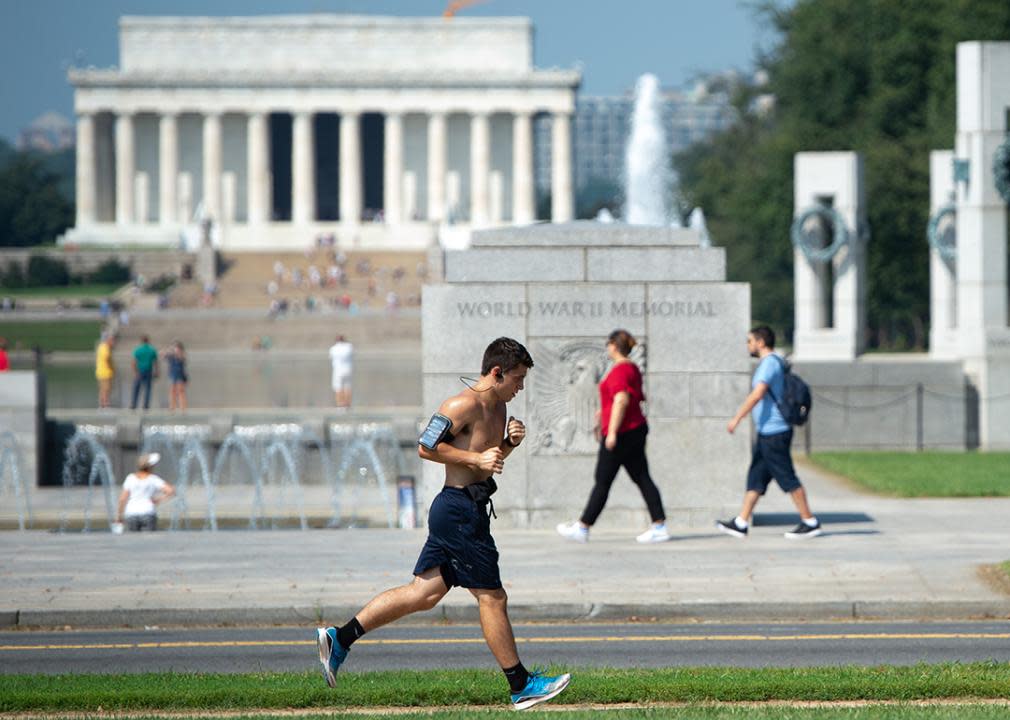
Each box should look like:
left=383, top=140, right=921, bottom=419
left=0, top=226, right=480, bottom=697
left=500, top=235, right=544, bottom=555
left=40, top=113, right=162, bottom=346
left=717, top=325, right=822, bottom=539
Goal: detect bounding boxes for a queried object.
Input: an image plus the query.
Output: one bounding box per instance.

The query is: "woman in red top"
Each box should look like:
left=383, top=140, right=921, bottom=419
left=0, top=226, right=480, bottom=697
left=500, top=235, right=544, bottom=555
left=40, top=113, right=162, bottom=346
left=557, top=329, right=669, bottom=544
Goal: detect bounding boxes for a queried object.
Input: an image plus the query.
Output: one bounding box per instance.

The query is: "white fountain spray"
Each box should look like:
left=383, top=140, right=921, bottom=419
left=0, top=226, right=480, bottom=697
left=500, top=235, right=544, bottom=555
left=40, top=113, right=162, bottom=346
left=624, top=73, right=676, bottom=226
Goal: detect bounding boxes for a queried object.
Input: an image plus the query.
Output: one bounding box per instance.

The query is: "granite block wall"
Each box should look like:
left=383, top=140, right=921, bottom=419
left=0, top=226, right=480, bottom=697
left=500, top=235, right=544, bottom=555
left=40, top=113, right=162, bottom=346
left=422, top=223, right=752, bottom=529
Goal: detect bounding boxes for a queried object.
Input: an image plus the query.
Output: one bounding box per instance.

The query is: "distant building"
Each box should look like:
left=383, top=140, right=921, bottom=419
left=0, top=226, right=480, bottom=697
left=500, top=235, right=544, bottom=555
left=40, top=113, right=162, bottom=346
left=64, top=15, right=579, bottom=249
left=534, top=76, right=740, bottom=210
left=18, top=112, right=75, bottom=152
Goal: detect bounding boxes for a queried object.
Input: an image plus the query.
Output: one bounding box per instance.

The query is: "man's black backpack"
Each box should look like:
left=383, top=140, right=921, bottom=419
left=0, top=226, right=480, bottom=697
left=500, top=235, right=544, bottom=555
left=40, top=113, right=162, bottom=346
left=766, top=355, right=812, bottom=426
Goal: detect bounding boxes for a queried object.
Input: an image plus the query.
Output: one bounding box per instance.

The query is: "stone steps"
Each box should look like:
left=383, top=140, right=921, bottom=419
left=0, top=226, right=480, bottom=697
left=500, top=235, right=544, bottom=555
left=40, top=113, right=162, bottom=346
left=196, top=249, right=429, bottom=310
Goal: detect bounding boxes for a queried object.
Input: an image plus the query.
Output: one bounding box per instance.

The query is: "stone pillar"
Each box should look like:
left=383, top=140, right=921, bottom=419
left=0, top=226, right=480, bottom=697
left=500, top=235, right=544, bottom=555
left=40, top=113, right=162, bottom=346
left=339, top=111, right=362, bottom=224
left=159, top=113, right=178, bottom=225
left=792, top=152, right=867, bottom=360
left=512, top=111, right=535, bottom=224
left=551, top=111, right=573, bottom=222
left=470, top=112, right=490, bottom=226
left=292, top=111, right=316, bottom=224
left=427, top=112, right=447, bottom=222
left=446, top=171, right=462, bottom=218
left=955, top=41, right=1010, bottom=449
left=75, top=112, right=96, bottom=226
left=403, top=170, right=418, bottom=221
left=247, top=112, right=270, bottom=224
left=490, top=170, right=504, bottom=224
left=114, top=112, right=134, bottom=225
left=384, top=112, right=404, bottom=224
left=95, top=115, right=116, bottom=222
left=202, top=113, right=223, bottom=222
left=929, top=150, right=958, bottom=358
left=956, top=43, right=1009, bottom=333
left=222, top=172, right=237, bottom=224
left=178, top=172, right=193, bottom=224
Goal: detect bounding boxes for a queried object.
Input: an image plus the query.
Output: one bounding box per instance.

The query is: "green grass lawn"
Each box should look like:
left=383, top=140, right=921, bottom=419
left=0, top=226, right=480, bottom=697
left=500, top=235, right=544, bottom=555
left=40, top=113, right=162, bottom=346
left=0, top=319, right=102, bottom=352
left=8, top=707, right=993, bottom=719
left=0, top=283, right=122, bottom=298
left=2, top=664, right=1009, bottom=713
left=808, top=451, right=1010, bottom=497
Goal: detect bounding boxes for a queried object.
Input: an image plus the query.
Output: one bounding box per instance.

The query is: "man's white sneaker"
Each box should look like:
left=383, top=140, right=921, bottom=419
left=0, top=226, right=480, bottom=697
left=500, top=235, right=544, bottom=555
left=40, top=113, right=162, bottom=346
left=636, top=524, right=671, bottom=543
left=556, top=521, right=588, bottom=543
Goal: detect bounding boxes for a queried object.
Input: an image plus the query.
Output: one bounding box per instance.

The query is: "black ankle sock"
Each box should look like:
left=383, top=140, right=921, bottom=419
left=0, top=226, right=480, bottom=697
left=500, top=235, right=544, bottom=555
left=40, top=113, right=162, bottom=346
left=336, top=618, right=365, bottom=650
left=503, top=662, right=530, bottom=693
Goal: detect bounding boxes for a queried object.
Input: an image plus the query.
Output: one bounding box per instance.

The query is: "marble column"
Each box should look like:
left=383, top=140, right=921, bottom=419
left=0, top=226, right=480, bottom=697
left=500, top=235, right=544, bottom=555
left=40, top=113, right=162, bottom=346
left=929, top=149, right=958, bottom=359
left=470, top=112, right=490, bottom=226
left=954, top=41, right=1010, bottom=449
left=75, top=112, right=96, bottom=226
left=96, top=115, right=116, bottom=222
left=339, top=111, right=362, bottom=224
left=158, top=113, right=178, bottom=225
left=292, top=111, right=316, bottom=224
left=384, top=112, right=404, bottom=224
left=202, top=112, right=223, bottom=221
left=114, top=112, right=134, bottom=225
left=551, top=111, right=573, bottom=222
left=512, top=111, right=535, bottom=224
left=427, top=112, right=447, bottom=222
left=247, top=112, right=270, bottom=224
left=956, top=44, right=1009, bottom=333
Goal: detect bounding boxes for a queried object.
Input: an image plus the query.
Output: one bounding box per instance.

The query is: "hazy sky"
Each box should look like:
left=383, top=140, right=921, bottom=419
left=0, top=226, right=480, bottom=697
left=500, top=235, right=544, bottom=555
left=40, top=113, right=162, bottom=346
left=0, top=0, right=778, bottom=142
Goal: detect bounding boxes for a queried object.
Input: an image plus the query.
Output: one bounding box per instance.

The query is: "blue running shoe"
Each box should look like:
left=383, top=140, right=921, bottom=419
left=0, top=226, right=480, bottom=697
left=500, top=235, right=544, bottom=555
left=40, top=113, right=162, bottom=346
left=316, top=627, right=348, bottom=688
left=511, top=670, right=571, bottom=710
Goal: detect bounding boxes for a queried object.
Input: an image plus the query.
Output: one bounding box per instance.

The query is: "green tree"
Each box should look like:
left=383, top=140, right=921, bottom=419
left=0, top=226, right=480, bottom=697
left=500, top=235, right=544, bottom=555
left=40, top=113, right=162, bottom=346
left=0, top=138, right=14, bottom=170
left=675, top=0, right=1010, bottom=349
left=0, top=153, right=74, bottom=247
left=26, top=254, right=70, bottom=287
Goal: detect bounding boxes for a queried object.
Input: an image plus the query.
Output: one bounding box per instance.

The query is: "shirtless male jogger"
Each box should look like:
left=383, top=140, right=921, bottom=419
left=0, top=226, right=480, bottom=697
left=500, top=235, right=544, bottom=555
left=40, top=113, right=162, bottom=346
left=316, top=337, right=571, bottom=710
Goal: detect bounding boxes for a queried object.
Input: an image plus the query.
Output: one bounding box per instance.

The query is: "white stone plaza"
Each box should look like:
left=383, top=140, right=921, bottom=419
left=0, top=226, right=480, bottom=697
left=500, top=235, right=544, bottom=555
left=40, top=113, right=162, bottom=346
left=65, top=15, right=579, bottom=249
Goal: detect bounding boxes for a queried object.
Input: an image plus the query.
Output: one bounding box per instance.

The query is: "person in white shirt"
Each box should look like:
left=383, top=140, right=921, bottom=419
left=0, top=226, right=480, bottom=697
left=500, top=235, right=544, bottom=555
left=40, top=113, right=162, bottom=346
left=329, top=334, right=354, bottom=408
left=116, top=453, right=175, bottom=532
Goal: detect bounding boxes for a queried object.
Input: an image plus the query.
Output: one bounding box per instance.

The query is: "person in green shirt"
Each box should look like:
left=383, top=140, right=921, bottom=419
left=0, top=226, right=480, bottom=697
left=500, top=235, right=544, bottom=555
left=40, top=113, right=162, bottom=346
left=131, top=335, right=159, bottom=410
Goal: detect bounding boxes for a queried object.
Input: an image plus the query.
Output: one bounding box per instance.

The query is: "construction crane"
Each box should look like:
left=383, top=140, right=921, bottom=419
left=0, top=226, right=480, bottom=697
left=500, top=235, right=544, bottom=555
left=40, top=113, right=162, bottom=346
left=443, top=0, right=487, bottom=19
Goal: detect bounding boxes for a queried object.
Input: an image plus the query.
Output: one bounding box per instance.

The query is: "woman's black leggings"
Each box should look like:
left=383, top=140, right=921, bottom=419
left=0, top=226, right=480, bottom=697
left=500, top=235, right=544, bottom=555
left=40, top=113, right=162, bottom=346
left=580, top=424, right=666, bottom=526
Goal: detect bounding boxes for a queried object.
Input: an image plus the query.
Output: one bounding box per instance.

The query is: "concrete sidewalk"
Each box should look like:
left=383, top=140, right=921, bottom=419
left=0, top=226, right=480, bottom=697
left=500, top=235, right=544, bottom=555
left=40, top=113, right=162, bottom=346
left=2, top=460, right=1009, bottom=628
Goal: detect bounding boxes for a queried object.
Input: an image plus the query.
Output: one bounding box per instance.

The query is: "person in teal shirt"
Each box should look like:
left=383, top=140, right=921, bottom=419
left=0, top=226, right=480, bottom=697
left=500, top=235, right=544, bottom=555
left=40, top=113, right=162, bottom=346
left=131, top=335, right=159, bottom=410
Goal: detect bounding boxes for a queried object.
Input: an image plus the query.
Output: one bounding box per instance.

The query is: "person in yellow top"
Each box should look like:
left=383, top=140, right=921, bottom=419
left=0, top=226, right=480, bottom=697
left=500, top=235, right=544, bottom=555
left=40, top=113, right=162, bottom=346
left=95, top=333, right=116, bottom=408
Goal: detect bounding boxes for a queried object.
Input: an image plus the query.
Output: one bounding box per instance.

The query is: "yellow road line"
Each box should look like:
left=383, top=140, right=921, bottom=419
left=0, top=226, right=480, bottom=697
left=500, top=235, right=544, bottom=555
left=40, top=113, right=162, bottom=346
left=2, top=632, right=1010, bottom=652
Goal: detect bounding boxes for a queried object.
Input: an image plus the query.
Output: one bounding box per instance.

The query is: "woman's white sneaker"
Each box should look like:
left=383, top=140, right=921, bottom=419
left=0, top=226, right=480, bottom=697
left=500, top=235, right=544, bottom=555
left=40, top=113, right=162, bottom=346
left=556, top=521, right=589, bottom=543
left=636, top=523, right=670, bottom=543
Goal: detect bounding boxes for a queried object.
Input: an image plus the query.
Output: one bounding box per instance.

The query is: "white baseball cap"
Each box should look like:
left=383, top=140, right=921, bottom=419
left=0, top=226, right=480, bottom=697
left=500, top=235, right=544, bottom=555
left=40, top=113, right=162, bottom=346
left=137, top=452, right=161, bottom=470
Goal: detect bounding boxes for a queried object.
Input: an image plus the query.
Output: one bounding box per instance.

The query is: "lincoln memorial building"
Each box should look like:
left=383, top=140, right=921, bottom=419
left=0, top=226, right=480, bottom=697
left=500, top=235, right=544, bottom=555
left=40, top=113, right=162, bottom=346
left=65, top=15, right=580, bottom=249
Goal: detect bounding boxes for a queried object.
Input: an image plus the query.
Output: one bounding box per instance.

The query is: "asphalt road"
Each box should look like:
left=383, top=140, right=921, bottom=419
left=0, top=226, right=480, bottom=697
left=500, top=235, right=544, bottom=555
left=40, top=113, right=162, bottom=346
left=3, top=621, right=1010, bottom=675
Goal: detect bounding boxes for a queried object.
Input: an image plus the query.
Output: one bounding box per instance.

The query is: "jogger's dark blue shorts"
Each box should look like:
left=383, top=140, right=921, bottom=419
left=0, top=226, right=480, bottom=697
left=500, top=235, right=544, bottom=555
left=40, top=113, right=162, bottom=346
left=746, top=429, right=802, bottom=495
left=413, top=486, right=502, bottom=590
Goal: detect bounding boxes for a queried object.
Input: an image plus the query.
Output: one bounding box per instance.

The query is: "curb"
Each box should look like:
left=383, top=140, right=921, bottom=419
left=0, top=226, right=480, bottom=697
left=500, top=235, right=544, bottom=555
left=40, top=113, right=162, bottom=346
left=7, top=601, right=1010, bottom=629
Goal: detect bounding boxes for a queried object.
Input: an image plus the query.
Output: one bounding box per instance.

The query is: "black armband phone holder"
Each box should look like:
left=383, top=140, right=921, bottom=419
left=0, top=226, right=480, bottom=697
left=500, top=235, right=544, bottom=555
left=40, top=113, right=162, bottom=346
left=418, top=413, right=453, bottom=450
